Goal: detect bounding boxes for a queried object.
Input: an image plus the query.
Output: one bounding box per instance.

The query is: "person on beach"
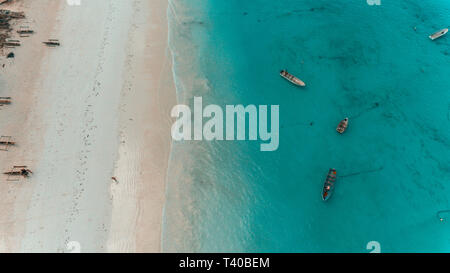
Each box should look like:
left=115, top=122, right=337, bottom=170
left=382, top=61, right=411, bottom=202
left=20, top=168, right=32, bottom=177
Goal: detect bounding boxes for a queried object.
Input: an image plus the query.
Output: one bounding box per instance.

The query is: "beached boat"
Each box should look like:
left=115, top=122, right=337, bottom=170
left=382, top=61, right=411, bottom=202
left=2, top=41, right=20, bottom=47
left=429, top=28, right=448, bottom=40
left=17, top=29, right=34, bottom=35
left=322, top=168, right=337, bottom=201
left=3, top=166, right=32, bottom=178
left=280, top=70, right=306, bottom=87
left=336, top=118, right=349, bottom=134
left=0, top=136, right=14, bottom=151
left=0, top=97, right=11, bottom=105
left=0, top=0, right=12, bottom=6
left=0, top=136, right=14, bottom=145
left=0, top=9, right=25, bottom=19
left=43, top=39, right=60, bottom=47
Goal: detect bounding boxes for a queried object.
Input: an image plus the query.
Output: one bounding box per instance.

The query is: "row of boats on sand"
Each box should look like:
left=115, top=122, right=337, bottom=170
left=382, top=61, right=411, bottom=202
left=280, top=27, right=448, bottom=201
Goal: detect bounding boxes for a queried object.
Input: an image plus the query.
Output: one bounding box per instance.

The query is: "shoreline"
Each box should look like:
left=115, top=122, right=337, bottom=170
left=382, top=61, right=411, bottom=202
left=107, top=0, right=176, bottom=252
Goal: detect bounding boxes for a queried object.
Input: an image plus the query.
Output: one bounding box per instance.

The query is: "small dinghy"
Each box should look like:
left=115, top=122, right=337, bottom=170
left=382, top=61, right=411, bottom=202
left=429, top=28, right=448, bottom=40
left=336, top=118, right=349, bottom=134
left=280, top=70, right=306, bottom=87
left=322, top=168, right=337, bottom=201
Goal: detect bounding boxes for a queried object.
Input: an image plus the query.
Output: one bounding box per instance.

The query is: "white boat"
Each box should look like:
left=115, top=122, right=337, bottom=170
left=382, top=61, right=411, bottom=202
left=280, top=70, right=306, bottom=87
left=429, top=28, right=448, bottom=40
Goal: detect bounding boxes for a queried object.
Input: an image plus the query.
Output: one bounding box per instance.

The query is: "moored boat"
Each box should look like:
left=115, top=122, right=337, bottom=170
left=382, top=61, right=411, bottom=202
left=336, top=118, right=349, bottom=134
left=322, top=168, right=337, bottom=201
left=280, top=70, right=306, bottom=87
left=429, top=28, right=448, bottom=40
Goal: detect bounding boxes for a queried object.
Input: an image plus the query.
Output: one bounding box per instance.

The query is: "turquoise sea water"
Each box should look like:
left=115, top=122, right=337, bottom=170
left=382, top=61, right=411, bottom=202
left=162, top=0, right=450, bottom=252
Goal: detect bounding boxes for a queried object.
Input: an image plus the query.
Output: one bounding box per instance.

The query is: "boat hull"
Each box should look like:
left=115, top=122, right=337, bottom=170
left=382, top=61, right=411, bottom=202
left=336, top=118, right=349, bottom=134
left=322, top=169, right=337, bottom=201
left=429, top=28, right=448, bottom=40
left=280, top=70, right=306, bottom=87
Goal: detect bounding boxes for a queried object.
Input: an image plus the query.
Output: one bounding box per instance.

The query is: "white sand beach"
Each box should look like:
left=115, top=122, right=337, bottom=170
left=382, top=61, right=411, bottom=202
left=0, top=0, right=175, bottom=252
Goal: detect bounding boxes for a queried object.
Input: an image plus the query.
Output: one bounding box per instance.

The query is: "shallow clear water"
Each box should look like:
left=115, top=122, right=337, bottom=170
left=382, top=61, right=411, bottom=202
left=163, top=0, right=450, bottom=252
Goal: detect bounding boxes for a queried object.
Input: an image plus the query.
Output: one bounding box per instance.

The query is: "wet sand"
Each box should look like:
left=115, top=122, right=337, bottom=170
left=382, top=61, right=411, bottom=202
left=107, top=0, right=176, bottom=252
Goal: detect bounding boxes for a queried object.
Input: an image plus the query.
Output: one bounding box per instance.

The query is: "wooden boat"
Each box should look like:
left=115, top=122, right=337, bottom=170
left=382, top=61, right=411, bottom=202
left=0, top=10, right=25, bottom=19
left=0, top=0, right=12, bottom=6
left=43, top=39, right=60, bottom=47
left=322, top=168, right=337, bottom=201
left=336, top=118, right=349, bottom=134
left=17, top=30, right=34, bottom=35
left=280, top=70, right=306, bottom=87
left=0, top=97, right=11, bottom=105
left=2, top=41, right=20, bottom=47
left=3, top=166, right=32, bottom=178
left=0, top=136, right=15, bottom=146
left=429, top=28, right=448, bottom=40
